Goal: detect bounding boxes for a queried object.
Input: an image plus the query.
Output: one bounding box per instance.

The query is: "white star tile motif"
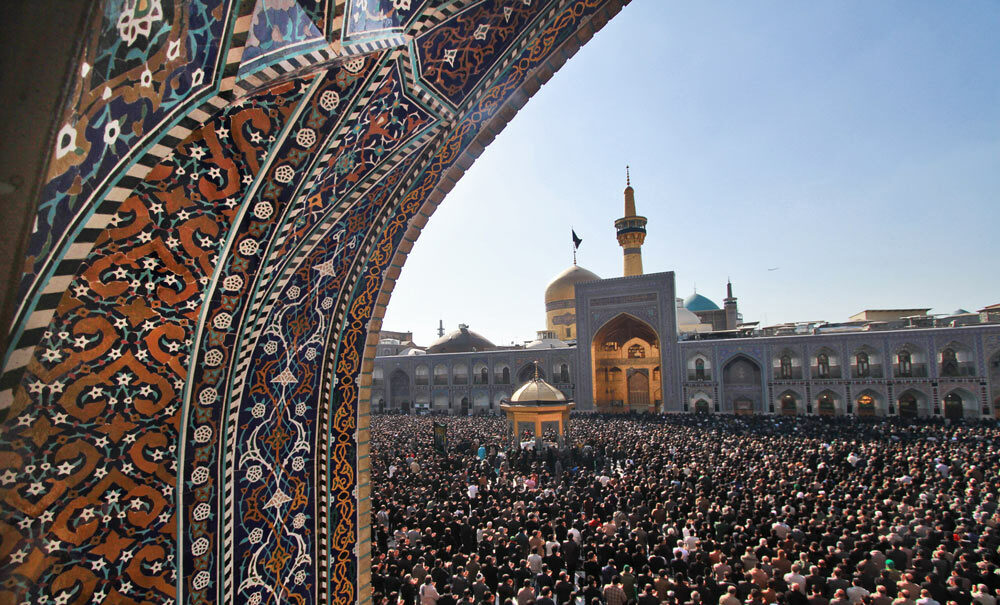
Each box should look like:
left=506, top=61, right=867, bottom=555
left=264, top=489, right=292, bottom=509
left=272, top=369, right=297, bottom=385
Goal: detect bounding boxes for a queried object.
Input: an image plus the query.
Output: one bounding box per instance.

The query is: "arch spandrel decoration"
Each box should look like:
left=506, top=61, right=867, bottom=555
left=0, top=0, right=630, bottom=603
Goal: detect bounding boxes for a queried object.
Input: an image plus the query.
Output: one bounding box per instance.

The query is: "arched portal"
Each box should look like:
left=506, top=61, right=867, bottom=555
left=855, top=390, right=883, bottom=417
left=942, top=388, right=978, bottom=420
left=815, top=390, right=841, bottom=416
left=943, top=392, right=963, bottom=419
left=778, top=390, right=801, bottom=416
left=689, top=391, right=712, bottom=414
left=389, top=369, right=411, bottom=413
left=721, top=355, right=762, bottom=414
left=0, top=0, right=631, bottom=602
left=591, top=313, right=661, bottom=413
left=897, top=389, right=930, bottom=418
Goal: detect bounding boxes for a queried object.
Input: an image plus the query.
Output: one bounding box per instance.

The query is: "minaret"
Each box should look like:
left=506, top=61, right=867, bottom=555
left=615, top=166, right=647, bottom=277
left=724, top=279, right=739, bottom=330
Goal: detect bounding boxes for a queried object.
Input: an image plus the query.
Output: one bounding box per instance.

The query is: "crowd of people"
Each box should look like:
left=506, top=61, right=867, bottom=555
left=368, top=413, right=1000, bottom=605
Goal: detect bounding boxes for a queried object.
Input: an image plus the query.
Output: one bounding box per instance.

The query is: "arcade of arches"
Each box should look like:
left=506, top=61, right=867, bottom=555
left=592, top=314, right=661, bottom=413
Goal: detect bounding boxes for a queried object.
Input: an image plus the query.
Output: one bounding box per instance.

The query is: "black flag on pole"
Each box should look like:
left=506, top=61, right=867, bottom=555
left=572, top=229, right=582, bottom=250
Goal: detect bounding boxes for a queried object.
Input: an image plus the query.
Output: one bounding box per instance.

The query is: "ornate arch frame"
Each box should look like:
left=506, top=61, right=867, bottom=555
left=0, top=1, right=632, bottom=603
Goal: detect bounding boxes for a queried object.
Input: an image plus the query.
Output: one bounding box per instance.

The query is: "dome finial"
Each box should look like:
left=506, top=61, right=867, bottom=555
left=626, top=165, right=630, bottom=187
left=533, top=360, right=540, bottom=381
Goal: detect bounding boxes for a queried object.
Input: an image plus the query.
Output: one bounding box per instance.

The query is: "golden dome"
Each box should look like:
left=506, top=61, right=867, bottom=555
left=510, top=377, right=567, bottom=405
left=544, top=264, right=601, bottom=304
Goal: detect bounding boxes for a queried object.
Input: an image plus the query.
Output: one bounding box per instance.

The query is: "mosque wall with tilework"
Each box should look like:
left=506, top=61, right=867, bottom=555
left=0, top=1, right=631, bottom=602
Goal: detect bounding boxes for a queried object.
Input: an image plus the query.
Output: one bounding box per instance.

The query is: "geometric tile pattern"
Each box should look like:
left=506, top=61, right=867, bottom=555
left=7, top=0, right=242, bottom=385
left=1, top=82, right=307, bottom=604
left=0, top=0, right=630, bottom=602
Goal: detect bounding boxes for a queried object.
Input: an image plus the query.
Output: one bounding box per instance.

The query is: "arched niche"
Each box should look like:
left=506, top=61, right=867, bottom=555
left=855, top=389, right=885, bottom=417
left=721, top=354, right=762, bottom=414
left=688, top=391, right=713, bottom=414
left=591, top=313, right=661, bottom=413
left=686, top=352, right=712, bottom=381
left=776, top=389, right=803, bottom=416
left=389, top=369, right=411, bottom=412
left=815, top=389, right=843, bottom=416
left=897, top=388, right=931, bottom=419
left=941, top=388, right=979, bottom=420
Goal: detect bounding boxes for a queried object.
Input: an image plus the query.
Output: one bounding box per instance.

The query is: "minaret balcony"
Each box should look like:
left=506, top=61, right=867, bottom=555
left=615, top=216, right=647, bottom=235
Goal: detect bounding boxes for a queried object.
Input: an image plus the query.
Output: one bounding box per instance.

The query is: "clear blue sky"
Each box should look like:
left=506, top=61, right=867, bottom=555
left=384, top=1, right=1000, bottom=347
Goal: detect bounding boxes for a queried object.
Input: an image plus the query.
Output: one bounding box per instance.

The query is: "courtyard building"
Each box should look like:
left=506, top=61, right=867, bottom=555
left=376, top=176, right=1000, bottom=419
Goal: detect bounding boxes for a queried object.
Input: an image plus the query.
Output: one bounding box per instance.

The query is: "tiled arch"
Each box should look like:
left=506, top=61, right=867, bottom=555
left=0, top=1, right=631, bottom=603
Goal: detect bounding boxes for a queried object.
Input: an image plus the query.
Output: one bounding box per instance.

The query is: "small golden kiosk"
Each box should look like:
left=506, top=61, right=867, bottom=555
left=500, top=367, right=574, bottom=447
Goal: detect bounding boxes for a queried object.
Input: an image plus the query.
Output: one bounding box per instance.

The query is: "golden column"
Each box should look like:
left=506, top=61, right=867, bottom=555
left=615, top=167, right=647, bottom=277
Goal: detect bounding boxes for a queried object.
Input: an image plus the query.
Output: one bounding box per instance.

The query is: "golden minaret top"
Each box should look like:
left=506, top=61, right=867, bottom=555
left=615, top=166, right=647, bottom=277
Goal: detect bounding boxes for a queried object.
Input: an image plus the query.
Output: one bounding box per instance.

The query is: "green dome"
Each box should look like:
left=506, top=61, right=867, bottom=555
left=684, top=292, right=720, bottom=312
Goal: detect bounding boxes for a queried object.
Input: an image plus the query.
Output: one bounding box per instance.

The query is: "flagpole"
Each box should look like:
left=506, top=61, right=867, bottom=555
left=571, top=226, right=577, bottom=265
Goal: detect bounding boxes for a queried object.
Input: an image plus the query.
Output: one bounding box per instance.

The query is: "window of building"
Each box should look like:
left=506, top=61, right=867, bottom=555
left=780, top=354, right=792, bottom=379
left=898, top=350, right=912, bottom=377
left=559, top=363, right=570, bottom=383
left=816, top=353, right=830, bottom=379
left=941, top=348, right=959, bottom=377
left=856, top=352, right=870, bottom=377
left=695, top=358, right=706, bottom=380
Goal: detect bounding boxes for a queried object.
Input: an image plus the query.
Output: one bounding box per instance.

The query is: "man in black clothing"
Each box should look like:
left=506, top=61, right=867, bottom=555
left=670, top=552, right=689, bottom=579
left=498, top=577, right=516, bottom=603
left=582, top=578, right=602, bottom=605
left=554, top=572, right=574, bottom=605
left=583, top=555, right=601, bottom=582
left=787, top=584, right=809, bottom=605
left=536, top=586, right=556, bottom=605
left=561, top=539, right=579, bottom=577
left=438, top=587, right=457, bottom=605
left=638, top=584, right=660, bottom=605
